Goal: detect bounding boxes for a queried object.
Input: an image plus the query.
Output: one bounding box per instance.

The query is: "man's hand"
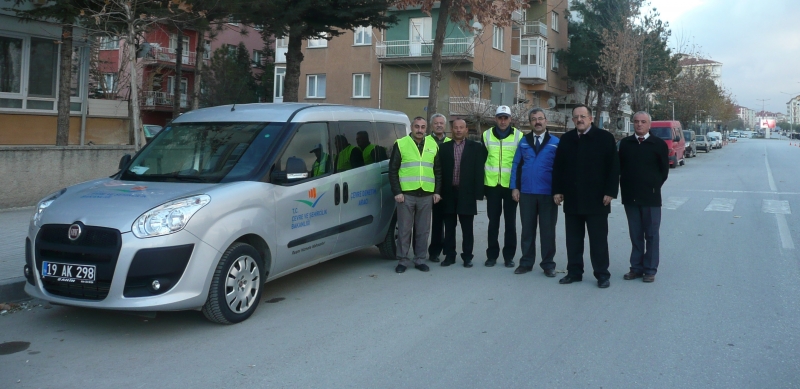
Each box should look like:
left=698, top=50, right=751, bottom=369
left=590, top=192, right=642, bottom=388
left=433, top=194, right=441, bottom=204
left=553, top=194, right=563, bottom=206
left=603, top=195, right=614, bottom=206
left=394, top=194, right=404, bottom=203
left=512, top=189, right=520, bottom=202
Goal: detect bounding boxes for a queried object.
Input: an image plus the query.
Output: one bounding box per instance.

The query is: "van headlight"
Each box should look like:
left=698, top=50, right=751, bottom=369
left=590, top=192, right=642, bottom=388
left=132, top=195, right=211, bottom=238
left=33, top=188, right=67, bottom=226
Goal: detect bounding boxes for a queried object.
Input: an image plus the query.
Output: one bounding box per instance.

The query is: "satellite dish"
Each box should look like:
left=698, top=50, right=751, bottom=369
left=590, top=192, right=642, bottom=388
left=547, top=97, right=556, bottom=109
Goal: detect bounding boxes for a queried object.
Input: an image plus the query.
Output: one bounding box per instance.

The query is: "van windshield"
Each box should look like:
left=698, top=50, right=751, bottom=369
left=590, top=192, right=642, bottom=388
left=651, top=127, right=673, bottom=140
left=121, top=122, right=283, bottom=183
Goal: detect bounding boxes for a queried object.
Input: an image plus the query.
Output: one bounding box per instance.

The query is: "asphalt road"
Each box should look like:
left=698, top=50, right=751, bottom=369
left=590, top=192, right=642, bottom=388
left=1, top=137, right=799, bottom=388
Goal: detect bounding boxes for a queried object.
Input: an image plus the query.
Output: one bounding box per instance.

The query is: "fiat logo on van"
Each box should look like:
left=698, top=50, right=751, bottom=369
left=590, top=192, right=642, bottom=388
left=68, top=223, right=82, bottom=241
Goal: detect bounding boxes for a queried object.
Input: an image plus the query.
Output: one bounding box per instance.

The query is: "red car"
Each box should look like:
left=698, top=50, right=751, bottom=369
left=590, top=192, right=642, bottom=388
left=650, top=121, right=686, bottom=168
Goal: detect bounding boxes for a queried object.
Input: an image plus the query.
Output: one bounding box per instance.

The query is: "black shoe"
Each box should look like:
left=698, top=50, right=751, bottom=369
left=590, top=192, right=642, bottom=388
left=463, top=261, right=473, bottom=268
left=623, top=271, right=643, bottom=280
left=514, top=266, right=532, bottom=274
left=395, top=265, right=406, bottom=273
left=429, top=255, right=440, bottom=263
left=484, top=259, right=496, bottom=267
left=504, top=260, right=515, bottom=268
left=559, top=275, right=582, bottom=284
left=598, top=279, right=610, bottom=288
left=544, top=269, right=556, bottom=278
left=414, top=263, right=430, bottom=272
left=441, top=257, right=456, bottom=267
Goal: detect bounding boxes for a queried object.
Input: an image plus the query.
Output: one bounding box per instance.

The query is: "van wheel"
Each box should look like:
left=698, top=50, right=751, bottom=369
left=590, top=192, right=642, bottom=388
left=377, top=213, right=397, bottom=259
left=202, top=243, right=264, bottom=324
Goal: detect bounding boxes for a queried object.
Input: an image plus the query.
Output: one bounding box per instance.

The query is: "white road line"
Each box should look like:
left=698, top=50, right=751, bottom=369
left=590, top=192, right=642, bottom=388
left=682, top=189, right=800, bottom=195
left=762, top=200, right=792, bottom=215
left=765, top=151, right=795, bottom=250
left=704, top=198, right=736, bottom=212
left=663, top=197, right=689, bottom=210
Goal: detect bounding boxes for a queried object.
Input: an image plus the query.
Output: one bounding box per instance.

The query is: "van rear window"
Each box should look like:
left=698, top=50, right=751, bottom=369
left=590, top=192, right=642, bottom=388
left=651, top=127, right=673, bottom=140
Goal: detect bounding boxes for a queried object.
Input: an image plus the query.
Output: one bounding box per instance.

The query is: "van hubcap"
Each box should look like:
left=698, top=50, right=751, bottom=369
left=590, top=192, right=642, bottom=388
left=225, top=255, right=260, bottom=314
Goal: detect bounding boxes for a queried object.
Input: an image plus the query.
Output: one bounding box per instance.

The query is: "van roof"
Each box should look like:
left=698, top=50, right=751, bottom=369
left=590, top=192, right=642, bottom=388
left=171, top=103, right=410, bottom=125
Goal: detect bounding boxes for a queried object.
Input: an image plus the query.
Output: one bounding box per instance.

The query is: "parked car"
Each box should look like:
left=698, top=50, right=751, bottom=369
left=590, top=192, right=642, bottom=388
left=683, top=130, right=697, bottom=158
left=143, top=124, right=163, bottom=141
left=650, top=120, right=686, bottom=168
left=708, top=131, right=722, bottom=148
left=24, top=103, right=409, bottom=324
left=696, top=135, right=712, bottom=152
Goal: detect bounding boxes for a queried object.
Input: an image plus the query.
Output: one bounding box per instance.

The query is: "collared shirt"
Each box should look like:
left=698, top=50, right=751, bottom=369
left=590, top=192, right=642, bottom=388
left=452, top=139, right=465, bottom=186
left=578, top=127, right=591, bottom=137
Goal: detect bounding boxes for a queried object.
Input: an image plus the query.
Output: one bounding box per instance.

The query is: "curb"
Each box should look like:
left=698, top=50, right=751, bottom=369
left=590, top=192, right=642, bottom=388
left=0, top=278, right=30, bottom=303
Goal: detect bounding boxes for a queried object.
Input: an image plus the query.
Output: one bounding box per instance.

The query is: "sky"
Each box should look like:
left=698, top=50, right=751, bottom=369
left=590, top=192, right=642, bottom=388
left=647, top=0, right=800, bottom=114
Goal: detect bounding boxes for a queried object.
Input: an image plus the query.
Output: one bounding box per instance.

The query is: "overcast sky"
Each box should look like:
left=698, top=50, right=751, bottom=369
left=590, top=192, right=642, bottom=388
left=648, top=0, right=800, bottom=114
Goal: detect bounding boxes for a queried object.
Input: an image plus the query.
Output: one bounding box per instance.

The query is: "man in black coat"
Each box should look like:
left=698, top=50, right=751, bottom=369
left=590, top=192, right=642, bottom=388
left=552, top=104, right=620, bottom=288
left=439, top=119, right=486, bottom=267
left=618, top=111, right=669, bottom=283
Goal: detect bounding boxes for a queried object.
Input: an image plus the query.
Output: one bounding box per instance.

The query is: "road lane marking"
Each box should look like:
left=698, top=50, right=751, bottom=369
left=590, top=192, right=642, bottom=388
left=663, top=197, right=689, bottom=210
left=762, top=200, right=791, bottom=215
left=682, top=190, right=800, bottom=195
left=765, top=151, right=794, bottom=250
left=704, top=198, right=736, bottom=212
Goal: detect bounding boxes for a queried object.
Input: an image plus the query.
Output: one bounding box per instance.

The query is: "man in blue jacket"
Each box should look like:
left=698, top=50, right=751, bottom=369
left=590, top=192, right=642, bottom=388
left=510, top=108, right=559, bottom=276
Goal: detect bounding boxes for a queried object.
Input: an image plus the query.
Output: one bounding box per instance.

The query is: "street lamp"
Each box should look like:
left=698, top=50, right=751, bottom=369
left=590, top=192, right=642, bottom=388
left=668, top=101, right=675, bottom=120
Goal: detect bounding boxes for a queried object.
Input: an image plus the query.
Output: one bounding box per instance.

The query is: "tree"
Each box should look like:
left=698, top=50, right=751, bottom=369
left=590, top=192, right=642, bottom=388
left=244, top=0, right=398, bottom=102
left=200, top=43, right=260, bottom=107
left=9, top=0, right=101, bottom=146
left=393, top=0, right=527, bottom=116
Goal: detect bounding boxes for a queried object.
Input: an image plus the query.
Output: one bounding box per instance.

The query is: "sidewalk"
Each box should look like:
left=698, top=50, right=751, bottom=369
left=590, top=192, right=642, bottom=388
left=0, top=207, right=33, bottom=302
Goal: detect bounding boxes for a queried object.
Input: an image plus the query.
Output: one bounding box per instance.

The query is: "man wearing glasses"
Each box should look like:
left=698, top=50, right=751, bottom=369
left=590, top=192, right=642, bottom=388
left=552, top=104, right=620, bottom=288
left=510, top=108, right=560, bottom=277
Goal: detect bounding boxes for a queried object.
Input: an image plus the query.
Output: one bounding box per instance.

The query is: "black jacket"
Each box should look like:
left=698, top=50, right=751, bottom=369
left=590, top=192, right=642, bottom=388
left=388, top=136, right=442, bottom=196
left=552, top=126, right=620, bottom=214
left=618, top=133, right=669, bottom=206
left=439, top=139, right=486, bottom=215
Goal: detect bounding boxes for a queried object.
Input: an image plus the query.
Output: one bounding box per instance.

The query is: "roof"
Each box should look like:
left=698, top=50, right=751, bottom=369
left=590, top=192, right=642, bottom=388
left=678, top=57, right=721, bottom=67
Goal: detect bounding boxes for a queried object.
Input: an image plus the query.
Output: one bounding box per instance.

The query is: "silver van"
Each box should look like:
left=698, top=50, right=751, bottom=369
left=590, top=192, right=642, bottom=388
left=23, top=103, right=407, bottom=324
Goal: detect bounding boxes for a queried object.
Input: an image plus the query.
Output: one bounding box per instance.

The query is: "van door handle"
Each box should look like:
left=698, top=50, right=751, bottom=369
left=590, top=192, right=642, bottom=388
left=343, top=182, right=349, bottom=203
left=334, top=183, right=340, bottom=205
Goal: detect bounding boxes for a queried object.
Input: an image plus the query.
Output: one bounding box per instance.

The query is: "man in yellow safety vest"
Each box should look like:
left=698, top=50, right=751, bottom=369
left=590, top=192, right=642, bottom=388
left=335, top=134, right=364, bottom=172
left=388, top=116, right=442, bottom=273
left=482, top=105, right=523, bottom=268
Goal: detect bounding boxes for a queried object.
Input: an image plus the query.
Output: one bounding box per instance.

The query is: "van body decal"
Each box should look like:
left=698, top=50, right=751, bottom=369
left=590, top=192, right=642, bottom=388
left=287, top=215, right=374, bottom=248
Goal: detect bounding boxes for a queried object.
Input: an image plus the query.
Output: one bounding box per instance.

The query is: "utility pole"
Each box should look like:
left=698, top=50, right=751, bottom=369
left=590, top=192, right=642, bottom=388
left=668, top=100, right=675, bottom=120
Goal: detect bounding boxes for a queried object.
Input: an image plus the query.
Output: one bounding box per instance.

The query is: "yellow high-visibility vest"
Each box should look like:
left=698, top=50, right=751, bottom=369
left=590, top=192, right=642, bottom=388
left=483, top=127, right=522, bottom=187
left=362, top=144, right=375, bottom=164
left=312, top=153, right=328, bottom=176
left=337, top=145, right=356, bottom=171
left=397, top=135, right=438, bottom=192
left=427, top=134, right=452, bottom=144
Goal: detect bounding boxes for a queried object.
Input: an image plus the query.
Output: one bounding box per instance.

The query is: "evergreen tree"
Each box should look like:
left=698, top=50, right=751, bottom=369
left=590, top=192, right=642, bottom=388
left=200, top=43, right=260, bottom=107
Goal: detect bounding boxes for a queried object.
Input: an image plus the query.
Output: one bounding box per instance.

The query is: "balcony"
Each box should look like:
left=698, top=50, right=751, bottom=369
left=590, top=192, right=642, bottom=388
left=376, top=37, right=474, bottom=63
left=512, top=9, right=525, bottom=24
left=522, top=21, right=547, bottom=37
left=544, top=109, right=567, bottom=125
left=511, top=55, right=521, bottom=72
left=142, top=46, right=198, bottom=67
left=142, top=91, right=188, bottom=109
left=449, top=97, right=496, bottom=118
left=519, top=65, right=547, bottom=84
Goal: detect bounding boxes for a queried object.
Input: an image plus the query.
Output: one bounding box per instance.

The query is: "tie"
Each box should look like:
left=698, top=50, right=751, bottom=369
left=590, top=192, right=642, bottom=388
left=535, top=135, right=541, bottom=149
left=638, top=136, right=644, bottom=144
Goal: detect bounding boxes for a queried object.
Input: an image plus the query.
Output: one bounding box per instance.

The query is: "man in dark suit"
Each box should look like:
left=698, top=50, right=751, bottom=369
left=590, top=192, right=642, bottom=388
left=439, top=119, right=486, bottom=268
left=618, top=111, right=669, bottom=283
left=552, top=104, right=620, bottom=288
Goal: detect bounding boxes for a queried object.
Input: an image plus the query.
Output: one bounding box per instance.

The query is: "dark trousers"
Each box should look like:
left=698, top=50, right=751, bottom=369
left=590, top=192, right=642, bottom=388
left=624, top=204, right=661, bottom=275
left=442, top=188, right=475, bottom=262
left=485, top=185, right=517, bottom=261
left=519, top=193, right=558, bottom=270
left=564, top=213, right=610, bottom=280
left=428, top=200, right=445, bottom=258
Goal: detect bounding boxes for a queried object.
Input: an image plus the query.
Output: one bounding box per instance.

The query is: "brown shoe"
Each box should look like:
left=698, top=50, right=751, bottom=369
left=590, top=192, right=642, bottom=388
left=642, top=274, right=655, bottom=283
left=623, top=271, right=643, bottom=280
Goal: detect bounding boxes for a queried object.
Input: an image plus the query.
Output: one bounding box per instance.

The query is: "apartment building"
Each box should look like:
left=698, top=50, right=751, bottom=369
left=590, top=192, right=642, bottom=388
left=736, top=105, right=757, bottom=129
left=786, top=96, right=800, bottom=126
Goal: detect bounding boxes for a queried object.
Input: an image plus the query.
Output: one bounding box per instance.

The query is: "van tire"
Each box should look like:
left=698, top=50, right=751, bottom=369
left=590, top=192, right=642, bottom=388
left=202, top=243, right=264, bottom=324
left=377, top=214, right=397, bottom=260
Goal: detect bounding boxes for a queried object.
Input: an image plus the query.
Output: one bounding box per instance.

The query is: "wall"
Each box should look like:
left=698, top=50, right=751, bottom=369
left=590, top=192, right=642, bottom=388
left=0, top=146, right=135, bottom=208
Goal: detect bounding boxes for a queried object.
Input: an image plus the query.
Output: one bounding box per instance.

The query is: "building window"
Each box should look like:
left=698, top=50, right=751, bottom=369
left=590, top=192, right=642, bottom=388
left=492, top=25, right=504, bottom=51
left=274, top=67, right=285, bottom=100
left=98, top=36, right=119, bottom=50
left=551, top=52, right=559, bottom=71
left=0, top=35, right=23, bottom=94
left=102, top=73, right=117, bottom=94
left=252, top=50, right=263, bottom=67
left=408, top=72, right=430, bottom=98
left=354, top=26, right=372, bottom=45
left=28, top=37, right=58, bottom=98
left=551, top=11, right=559, bottom=32
left=307, top=74, right=326, bottom=98
left=521, top=38, right=546, bottom=67
left=353, top=73, right=370, bottom=98
left=308, top=33, right=328, bottom=48
left=203, top=40, right=211, bottom=59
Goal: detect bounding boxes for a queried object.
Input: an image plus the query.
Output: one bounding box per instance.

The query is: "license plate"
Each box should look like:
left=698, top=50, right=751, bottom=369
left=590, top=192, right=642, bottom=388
left=41, top=261, right=96, bottom=284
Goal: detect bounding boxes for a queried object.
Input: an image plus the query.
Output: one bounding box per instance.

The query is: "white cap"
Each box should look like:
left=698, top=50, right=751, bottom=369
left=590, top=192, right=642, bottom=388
left=495, top=105, right=511, bottom=117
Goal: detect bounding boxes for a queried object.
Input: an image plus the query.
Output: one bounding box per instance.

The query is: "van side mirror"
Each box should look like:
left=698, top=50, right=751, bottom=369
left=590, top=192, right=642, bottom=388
left=118, top=154, right=131, bottom=170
